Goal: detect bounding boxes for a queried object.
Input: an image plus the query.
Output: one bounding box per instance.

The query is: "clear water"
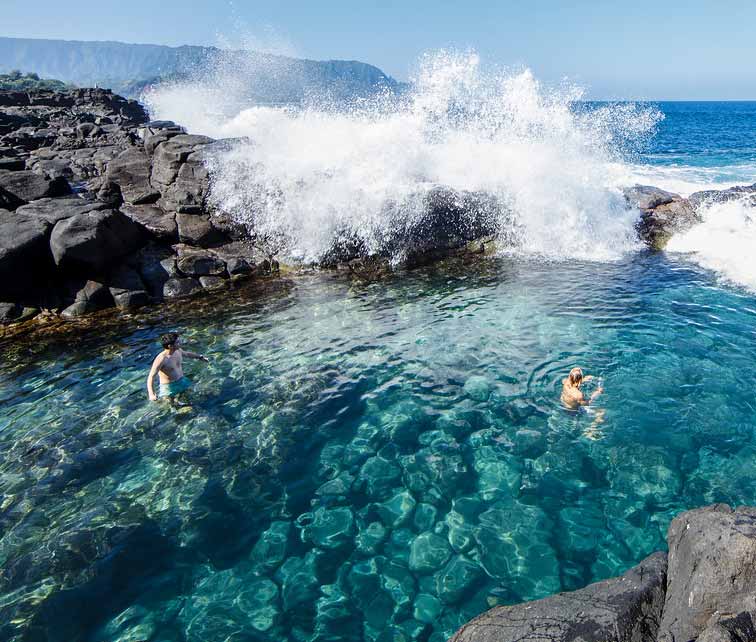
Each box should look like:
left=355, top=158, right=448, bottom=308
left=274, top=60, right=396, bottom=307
left=3, top=255, right=756, bottom=641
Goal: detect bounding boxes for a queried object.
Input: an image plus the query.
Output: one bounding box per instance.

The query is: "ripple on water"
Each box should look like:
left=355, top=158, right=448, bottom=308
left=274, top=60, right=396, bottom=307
left=1, top=255, right=756, bottom=641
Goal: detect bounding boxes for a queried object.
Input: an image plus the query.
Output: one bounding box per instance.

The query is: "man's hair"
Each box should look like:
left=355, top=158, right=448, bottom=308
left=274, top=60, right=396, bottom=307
left=160, top=332, right=180, bottom=349
left=569, top=367, right=583, bottom=385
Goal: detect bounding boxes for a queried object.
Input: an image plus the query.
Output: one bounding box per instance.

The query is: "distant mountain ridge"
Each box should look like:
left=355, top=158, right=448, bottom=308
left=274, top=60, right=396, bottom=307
left=0, top=36, right=406, bottom=102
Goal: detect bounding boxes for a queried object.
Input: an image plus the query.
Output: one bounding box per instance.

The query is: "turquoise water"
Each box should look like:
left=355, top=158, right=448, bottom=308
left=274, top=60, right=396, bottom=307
left=3, top=254, right=756, bottom=641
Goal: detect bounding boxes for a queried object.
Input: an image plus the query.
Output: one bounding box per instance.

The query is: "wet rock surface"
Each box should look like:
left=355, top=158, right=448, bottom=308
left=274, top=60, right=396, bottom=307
left=625, top=185, right=702, bottom=250
left=2, top=86, right=749, bottom=324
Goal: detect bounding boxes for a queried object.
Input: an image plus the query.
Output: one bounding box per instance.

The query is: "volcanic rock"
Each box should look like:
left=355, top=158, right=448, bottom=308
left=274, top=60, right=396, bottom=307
left=121, top=204, right=177, bottom=241
left=0, top=169, right=70, bottom=210
left=623, top=185, right=679, bottom=211
left=0, top=301, right=22, bottom=323
left=452, top=551, right=668, bottom=642
left=163, top=277, right=203, bottom=299
left=658, top=504, right=756, bottom=642
left=106, top=264, right=150, bottom=309
left=0, top=209, right=54, bottom=296
left=104, top=147, right=160, bottom=205
left=15, top=195, right=109, bottom=225
left=689, top=182, right=756, bottom=209
left=176, top=212, right=225, bottom=246
left=61, top=280, right=114, bottom=317
left=174, top=245, right=227, bottom=277
left=50, top=209, right=144, bottom=272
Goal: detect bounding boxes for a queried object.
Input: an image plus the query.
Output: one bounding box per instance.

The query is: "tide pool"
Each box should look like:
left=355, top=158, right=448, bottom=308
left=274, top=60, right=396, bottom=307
left=2, top=254, right=756, bottom=641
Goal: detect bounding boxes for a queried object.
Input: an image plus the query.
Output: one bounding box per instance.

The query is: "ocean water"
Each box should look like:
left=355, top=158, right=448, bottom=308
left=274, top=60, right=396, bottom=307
left=628, top=100, right=756, bottom=193
left=3, top=56, right=756, bottom=641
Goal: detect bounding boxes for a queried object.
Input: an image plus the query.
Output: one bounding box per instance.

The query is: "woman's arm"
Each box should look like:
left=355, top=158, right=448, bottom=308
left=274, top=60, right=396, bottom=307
left=588, top=387, right=603, bottom=403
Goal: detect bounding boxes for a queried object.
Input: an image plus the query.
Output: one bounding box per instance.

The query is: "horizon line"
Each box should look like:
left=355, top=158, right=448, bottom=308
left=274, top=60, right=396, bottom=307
left=3, top=34, right=756, bottom=102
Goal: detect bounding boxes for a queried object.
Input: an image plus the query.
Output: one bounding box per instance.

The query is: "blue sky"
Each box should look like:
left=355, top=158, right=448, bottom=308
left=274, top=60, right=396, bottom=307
left=3, top=0, right=756, bottom=99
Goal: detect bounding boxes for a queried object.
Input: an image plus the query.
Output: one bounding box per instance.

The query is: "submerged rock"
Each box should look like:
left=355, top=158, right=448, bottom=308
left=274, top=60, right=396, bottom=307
left=451, top=551, right=668, bottom=642
left=250, top=520, right=291, bottom=573
left=299, top=506, right=355, bottom=550
left=434, top=554, right=483, bottom=605
left=464, top=375, right=492, bottom=402
left=276, top=552, right=320, bottom=611
left=356, top=521, right=388, bottom=556
left=236, top=578, right=280, bottom=632
left=414, top=593, right=443, bottom=624
left=358, top=455, right=403, bottom=499
left=409, top=532, right=452, bottom=574
left=377, top=490, right=417, bottom=528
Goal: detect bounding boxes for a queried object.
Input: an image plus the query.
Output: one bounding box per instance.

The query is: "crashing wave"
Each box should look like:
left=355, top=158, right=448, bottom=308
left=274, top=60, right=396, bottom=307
left=147, top=51, right=662, bottom=264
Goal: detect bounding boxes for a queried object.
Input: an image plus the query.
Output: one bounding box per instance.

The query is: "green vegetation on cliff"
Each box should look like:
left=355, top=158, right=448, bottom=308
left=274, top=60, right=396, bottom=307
left=0, top=70, right=71, bottom=91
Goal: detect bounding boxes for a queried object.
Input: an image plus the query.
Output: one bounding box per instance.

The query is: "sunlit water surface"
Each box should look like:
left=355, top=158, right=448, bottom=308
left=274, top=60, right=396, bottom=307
left=2, top=255, right=756, bottom=642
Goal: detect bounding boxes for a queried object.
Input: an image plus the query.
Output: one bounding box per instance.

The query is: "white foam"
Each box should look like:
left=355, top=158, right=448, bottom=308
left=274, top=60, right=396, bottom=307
left=147, top=51, right=662, bottom=263
left=667, top=198, right=756, bottom=291
left=618, top=162, right=756, bottom=197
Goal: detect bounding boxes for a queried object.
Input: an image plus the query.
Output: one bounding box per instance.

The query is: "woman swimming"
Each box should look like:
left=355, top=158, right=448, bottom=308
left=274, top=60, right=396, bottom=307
left=561, top=366, right=605, bottom=438
left=561, top=367, right=603, bottom=409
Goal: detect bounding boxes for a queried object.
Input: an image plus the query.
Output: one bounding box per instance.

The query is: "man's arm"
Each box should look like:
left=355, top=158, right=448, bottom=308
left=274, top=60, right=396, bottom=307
left=147, top=353, right=165, bottom=401
left=181, top=349, right=209, bottom=362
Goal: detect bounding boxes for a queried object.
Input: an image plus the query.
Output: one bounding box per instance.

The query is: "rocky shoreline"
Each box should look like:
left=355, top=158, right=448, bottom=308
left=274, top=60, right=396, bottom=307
left=3, top=86, right=756, bottom=327
left=0, top=87, right=278, bottom=325
left=452, top=503, right=756, bottom=642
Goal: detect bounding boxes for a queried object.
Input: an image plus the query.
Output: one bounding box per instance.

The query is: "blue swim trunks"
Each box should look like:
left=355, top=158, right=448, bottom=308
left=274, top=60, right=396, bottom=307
left=159, top=376, right=193, bottom=398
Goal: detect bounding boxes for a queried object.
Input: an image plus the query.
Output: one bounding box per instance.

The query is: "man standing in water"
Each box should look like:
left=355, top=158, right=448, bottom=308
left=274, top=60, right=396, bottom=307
left=561, top=367, right=603, bottom=410
left=147, top=332, right=209, bottom=401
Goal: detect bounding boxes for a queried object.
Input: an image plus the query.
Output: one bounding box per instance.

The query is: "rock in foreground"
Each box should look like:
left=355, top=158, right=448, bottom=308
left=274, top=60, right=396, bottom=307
left=451, top=552, right=667, bottom=642
left=452, top=503, right=756, bottom=642
left=659, top=504, right=756, bottom=642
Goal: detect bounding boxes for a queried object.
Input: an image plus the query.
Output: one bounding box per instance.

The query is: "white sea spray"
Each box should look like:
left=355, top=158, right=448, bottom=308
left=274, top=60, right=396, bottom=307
left=667, top=197, right=756, bottom=291
left=146, top=50, right=663, bottom=263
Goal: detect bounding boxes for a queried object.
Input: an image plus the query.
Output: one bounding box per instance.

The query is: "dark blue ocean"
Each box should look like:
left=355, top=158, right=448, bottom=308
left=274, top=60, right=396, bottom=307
left=634, top=100, right=756, bottom=189
left=1, top=101, right=756, bottom=642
